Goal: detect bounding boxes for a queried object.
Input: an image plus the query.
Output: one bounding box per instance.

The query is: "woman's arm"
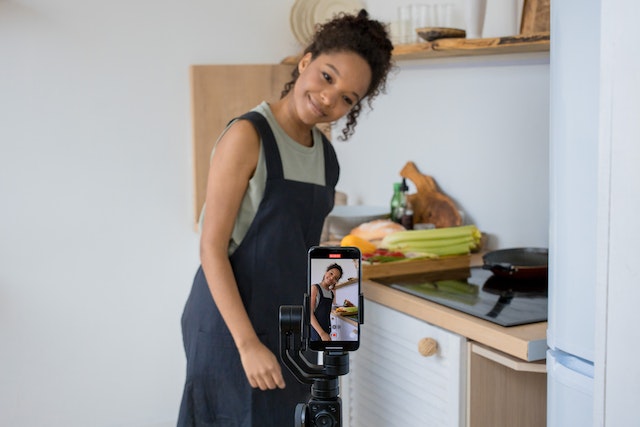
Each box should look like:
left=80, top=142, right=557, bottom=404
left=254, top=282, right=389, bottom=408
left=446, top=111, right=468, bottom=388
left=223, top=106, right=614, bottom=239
left=199, top=119, right=285, bottom=391
left=309, top=284, right=331, bottom=341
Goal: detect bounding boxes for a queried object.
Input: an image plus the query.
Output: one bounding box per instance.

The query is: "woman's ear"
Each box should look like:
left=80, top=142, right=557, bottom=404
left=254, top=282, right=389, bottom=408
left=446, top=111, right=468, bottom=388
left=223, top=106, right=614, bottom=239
left=298, top=52, right=313, bottom=74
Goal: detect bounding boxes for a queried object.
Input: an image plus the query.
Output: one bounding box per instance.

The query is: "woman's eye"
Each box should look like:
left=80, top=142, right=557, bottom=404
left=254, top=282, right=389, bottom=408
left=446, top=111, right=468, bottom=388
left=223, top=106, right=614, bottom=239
left=343, top=96, right=354, bottom=106
left=322, top=72, right=332, bottom=83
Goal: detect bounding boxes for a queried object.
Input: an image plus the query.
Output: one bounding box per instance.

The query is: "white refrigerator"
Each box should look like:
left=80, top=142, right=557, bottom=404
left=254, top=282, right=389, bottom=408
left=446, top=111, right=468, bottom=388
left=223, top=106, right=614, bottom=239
left=548, top=1, right=640, bottom=425
left=547, top=1, right=598, bottom=425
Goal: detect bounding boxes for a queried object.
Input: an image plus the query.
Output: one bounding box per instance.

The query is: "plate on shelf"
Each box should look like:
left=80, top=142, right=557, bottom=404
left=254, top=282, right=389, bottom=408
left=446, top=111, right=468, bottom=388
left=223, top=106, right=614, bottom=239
left=290, top=0, right=364, bottom=46
left=312, top=0, right=364, bottom=27
left=416, top=27, right=466, bottom=42
left=290, top=0, right=316, bottom=45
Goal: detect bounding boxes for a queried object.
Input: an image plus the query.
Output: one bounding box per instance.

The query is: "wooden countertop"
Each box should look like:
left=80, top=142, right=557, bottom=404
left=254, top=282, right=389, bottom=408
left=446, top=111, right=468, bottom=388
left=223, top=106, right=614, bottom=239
left=362, top=256, right=547, bottom=362
left=333, top=310, right=359, bottom=327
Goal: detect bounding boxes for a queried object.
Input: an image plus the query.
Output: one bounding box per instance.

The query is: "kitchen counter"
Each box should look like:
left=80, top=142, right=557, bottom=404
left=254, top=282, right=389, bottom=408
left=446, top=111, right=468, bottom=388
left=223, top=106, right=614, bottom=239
left=362, top=255, right=547, bottom=362
left=332, top=310, right=358, bottom=327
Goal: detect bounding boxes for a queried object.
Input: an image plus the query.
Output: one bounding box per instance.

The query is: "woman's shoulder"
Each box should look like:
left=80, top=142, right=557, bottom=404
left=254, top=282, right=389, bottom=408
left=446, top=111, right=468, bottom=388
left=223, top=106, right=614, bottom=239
left=211, top=119, right=262, bottom=178
left=219, top=119, right=260, bottom=149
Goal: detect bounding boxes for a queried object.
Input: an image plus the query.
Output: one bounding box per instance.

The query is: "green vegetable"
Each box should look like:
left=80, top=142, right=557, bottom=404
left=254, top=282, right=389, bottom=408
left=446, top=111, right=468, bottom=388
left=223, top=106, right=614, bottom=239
left=380, top=225, right=481, bottom=256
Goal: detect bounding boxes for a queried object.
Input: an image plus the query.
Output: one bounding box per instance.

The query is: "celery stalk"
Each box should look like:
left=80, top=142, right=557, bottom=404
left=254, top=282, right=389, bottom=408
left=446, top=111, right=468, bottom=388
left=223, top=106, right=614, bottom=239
left=381, top=225, right=481, bottom=245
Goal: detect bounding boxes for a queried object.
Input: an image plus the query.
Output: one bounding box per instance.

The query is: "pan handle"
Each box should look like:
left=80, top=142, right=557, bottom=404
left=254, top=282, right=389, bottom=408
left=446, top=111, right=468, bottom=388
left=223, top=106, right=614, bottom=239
left=482, top=262, right=517, bottom=274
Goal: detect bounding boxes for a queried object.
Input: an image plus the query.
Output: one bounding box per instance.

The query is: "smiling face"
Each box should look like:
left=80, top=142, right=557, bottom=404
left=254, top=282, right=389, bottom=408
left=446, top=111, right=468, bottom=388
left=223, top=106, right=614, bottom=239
left=321, top=267, right=343, bottom=290
left=293, top=51, right=372, bottom=126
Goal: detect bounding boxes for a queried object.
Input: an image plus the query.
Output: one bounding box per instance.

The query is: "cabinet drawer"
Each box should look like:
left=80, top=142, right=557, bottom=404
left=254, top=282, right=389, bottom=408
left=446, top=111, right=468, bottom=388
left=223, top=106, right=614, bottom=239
left=343, top=299, right=466, bottom=427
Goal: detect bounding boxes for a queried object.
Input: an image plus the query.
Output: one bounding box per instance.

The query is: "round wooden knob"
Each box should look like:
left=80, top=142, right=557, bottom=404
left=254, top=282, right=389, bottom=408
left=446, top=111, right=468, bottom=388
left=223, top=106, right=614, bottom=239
left=418, top=337, right=438, bottom=357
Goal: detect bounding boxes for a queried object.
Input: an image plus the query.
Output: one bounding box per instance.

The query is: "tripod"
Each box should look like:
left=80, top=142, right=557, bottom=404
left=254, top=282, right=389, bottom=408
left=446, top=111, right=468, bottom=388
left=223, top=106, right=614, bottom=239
left=279, top=305, right=350, bottom=427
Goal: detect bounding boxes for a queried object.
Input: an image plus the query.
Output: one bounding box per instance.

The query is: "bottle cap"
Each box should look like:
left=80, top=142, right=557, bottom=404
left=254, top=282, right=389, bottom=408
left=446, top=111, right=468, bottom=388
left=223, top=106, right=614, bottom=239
left=400, top=178, right=409, bottom=192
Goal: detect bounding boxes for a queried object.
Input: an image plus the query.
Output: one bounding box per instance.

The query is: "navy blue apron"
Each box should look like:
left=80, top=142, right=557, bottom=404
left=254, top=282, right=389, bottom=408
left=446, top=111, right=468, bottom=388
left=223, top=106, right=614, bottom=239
left=310, top=284, right=334, bottom=341
left=178, top=111, right=339, bottom=427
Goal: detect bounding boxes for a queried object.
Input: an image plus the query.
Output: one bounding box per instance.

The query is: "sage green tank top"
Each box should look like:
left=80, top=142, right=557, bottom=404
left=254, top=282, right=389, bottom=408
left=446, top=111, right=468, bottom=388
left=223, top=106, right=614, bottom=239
left=200, top=102, right=328, bottom=253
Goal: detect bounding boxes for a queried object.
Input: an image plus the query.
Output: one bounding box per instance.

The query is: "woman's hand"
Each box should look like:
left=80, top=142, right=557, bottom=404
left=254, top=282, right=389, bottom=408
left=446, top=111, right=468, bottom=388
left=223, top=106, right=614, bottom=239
left=320, top=331, right=332, bottom=341
left=238, top=339, right=286, bottom=391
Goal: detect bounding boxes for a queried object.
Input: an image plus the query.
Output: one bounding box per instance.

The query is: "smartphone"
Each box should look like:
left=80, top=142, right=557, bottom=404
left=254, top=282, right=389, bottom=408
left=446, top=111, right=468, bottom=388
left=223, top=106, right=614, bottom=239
left=307, top=246, right=362, bottom=352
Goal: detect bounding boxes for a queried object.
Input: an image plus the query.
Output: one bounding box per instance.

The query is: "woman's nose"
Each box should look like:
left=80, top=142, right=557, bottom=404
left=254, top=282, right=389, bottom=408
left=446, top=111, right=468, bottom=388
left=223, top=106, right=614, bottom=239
left=320, top=89, right=336, bottom=107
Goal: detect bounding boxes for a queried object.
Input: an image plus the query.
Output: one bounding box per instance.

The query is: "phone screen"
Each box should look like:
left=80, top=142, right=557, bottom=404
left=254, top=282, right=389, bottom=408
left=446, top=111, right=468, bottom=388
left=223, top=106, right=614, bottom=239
left=307, top=246, right=361, bottom=352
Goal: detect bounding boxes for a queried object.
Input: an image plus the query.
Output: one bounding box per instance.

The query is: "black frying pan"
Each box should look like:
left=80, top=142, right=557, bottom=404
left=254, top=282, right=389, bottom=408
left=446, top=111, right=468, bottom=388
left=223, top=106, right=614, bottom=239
left=482, top=247, right=548, bottom=279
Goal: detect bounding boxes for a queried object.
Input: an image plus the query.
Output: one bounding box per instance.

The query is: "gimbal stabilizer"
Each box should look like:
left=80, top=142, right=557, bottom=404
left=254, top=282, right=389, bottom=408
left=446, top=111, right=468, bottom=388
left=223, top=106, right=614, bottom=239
left=279, top=304, right=349, bottom=427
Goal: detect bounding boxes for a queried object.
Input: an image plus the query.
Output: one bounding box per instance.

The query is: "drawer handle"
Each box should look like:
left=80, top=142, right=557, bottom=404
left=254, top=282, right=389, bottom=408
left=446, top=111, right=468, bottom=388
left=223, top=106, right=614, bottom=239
left=418, top=337, right=438, bottom=357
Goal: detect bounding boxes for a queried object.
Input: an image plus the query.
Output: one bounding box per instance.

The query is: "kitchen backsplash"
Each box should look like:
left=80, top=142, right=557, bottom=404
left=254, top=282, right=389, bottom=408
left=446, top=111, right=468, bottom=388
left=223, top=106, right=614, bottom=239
left=331, top=53, right=550, bottom=250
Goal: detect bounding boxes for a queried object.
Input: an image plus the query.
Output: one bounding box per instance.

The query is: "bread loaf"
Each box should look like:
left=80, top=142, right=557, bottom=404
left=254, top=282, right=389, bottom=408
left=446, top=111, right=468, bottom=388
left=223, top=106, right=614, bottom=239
left=350, top=219, right=405, bottom=241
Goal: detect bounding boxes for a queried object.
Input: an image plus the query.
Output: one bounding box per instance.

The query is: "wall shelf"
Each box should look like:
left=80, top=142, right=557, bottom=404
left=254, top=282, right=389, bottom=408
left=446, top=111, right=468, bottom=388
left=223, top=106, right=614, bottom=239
left=281, top=32, right=549, bottom=65
left=393, top=32, right=550, bottom=60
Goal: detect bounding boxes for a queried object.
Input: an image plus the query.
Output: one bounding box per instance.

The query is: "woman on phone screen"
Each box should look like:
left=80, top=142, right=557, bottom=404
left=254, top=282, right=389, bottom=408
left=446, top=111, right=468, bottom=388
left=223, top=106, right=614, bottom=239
left=310, top=263, right=343, bottom=341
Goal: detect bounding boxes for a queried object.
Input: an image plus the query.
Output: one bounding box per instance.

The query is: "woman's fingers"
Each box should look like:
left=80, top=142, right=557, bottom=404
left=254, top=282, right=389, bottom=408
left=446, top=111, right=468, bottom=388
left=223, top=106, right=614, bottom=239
left=240, top=341, right=286, bottom=390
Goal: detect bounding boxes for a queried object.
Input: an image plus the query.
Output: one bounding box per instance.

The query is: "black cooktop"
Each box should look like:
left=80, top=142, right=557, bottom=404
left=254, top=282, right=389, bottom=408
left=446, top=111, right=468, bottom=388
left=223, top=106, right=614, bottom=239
left=385, top=266, right=548, bottom=327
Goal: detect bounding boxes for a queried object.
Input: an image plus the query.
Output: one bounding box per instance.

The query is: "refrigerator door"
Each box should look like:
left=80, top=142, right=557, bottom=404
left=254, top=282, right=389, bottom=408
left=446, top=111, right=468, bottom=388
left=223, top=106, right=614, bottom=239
left=547, top=0, right=599, bottom=362
left=547, top=349, right=594, bottom=427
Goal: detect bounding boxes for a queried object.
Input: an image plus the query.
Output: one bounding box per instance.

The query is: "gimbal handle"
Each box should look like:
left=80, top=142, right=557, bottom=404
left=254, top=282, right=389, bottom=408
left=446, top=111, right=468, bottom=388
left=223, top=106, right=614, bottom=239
left=279, top=305, right=349, bottom=385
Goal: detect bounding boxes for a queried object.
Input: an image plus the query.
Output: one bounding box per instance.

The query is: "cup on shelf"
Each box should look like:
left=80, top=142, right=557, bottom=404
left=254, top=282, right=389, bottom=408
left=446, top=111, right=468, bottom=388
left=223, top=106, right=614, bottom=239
left=465, top=0, right=487, bottom=39
left=412, top=4, right=431, bottom=42
left=482, top=0, right=523, bottom=38
left=466, top=0, right=487, bottom=39
left=433, top=3, right=453, bottom=27
left=395, top=2, right=454, bottom=45
left=396, top=5, right=413, bottom=44
left=389, top=20, right=403, bottom=46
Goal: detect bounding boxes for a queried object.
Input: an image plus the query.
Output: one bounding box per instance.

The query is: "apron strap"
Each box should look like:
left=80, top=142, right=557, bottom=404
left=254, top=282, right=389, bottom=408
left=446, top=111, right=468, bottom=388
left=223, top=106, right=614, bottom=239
left=237, top=111, right=340, bottom=188
left=320, top=133, right=339, bottom=189
left=237, top=111, right=284, bottom=181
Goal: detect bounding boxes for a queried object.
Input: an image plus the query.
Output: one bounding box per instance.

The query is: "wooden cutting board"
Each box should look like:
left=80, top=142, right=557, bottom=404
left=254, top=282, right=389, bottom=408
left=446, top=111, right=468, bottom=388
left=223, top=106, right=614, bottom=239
left=362, top=255, right=470, bottom=280
left=400, top=161, right=462, bottom=228
left=520, top=0, right=550, bottom=34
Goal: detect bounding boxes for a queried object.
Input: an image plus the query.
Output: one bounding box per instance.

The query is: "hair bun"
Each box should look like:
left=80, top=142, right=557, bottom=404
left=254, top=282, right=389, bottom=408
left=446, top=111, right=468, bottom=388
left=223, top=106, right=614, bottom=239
left=357, top=9, right=368, bottom=19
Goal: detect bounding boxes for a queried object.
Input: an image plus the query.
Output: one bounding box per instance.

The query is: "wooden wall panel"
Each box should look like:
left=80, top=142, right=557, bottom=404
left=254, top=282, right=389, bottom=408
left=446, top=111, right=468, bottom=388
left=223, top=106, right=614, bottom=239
left=189, top=64, right=293, bottom=228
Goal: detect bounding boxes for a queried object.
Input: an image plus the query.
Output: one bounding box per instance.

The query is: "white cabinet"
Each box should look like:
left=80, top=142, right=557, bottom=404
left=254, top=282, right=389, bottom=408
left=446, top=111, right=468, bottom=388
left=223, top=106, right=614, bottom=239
left=331, top=313, right=358, bottom=341
left=341, top=299, right=466, bottom=427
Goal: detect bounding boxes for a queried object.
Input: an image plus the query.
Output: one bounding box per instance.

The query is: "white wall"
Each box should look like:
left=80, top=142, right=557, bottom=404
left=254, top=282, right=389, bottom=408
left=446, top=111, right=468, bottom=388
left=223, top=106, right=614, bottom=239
left=332, top=54, right=549, bottom=250
left=0, top=1, right=298, bottom=426
left=0, top=1, right=548, bottom=426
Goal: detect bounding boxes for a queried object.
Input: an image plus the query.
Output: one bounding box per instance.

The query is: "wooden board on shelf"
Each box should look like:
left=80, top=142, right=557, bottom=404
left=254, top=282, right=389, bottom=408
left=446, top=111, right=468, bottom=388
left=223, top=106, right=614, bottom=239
left=284, top=32, right=549, bottom=63
left=392, top=32, right=550, bottom=60
left=521, top=0, right=550, bottom=34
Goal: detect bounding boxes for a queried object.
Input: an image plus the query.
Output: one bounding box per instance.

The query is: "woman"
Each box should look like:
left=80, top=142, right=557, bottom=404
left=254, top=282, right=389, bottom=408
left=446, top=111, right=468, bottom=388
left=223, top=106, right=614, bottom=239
left=310, top=263, right=343, bottom=342
left=178, top=10, right=393, bottom=426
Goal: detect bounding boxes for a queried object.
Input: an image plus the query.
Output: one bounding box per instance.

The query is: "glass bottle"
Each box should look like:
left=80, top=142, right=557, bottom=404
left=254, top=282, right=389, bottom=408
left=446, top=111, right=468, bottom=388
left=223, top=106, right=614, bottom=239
left=390, top=182, right=404, bottom=223
left=398, top=178, right=411, bottom=228
left=401, top=198, right=414, bottom=230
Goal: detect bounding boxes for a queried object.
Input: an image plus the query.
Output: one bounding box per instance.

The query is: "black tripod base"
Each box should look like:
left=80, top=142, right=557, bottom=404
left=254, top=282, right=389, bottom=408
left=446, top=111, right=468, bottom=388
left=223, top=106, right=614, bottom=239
left=295, top=374, right=343, bottom=426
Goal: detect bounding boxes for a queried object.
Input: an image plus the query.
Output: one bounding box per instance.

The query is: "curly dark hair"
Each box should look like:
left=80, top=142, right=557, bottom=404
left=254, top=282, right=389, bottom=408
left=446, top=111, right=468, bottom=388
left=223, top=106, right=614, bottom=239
left=281, top=9, right=394, bottom=141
